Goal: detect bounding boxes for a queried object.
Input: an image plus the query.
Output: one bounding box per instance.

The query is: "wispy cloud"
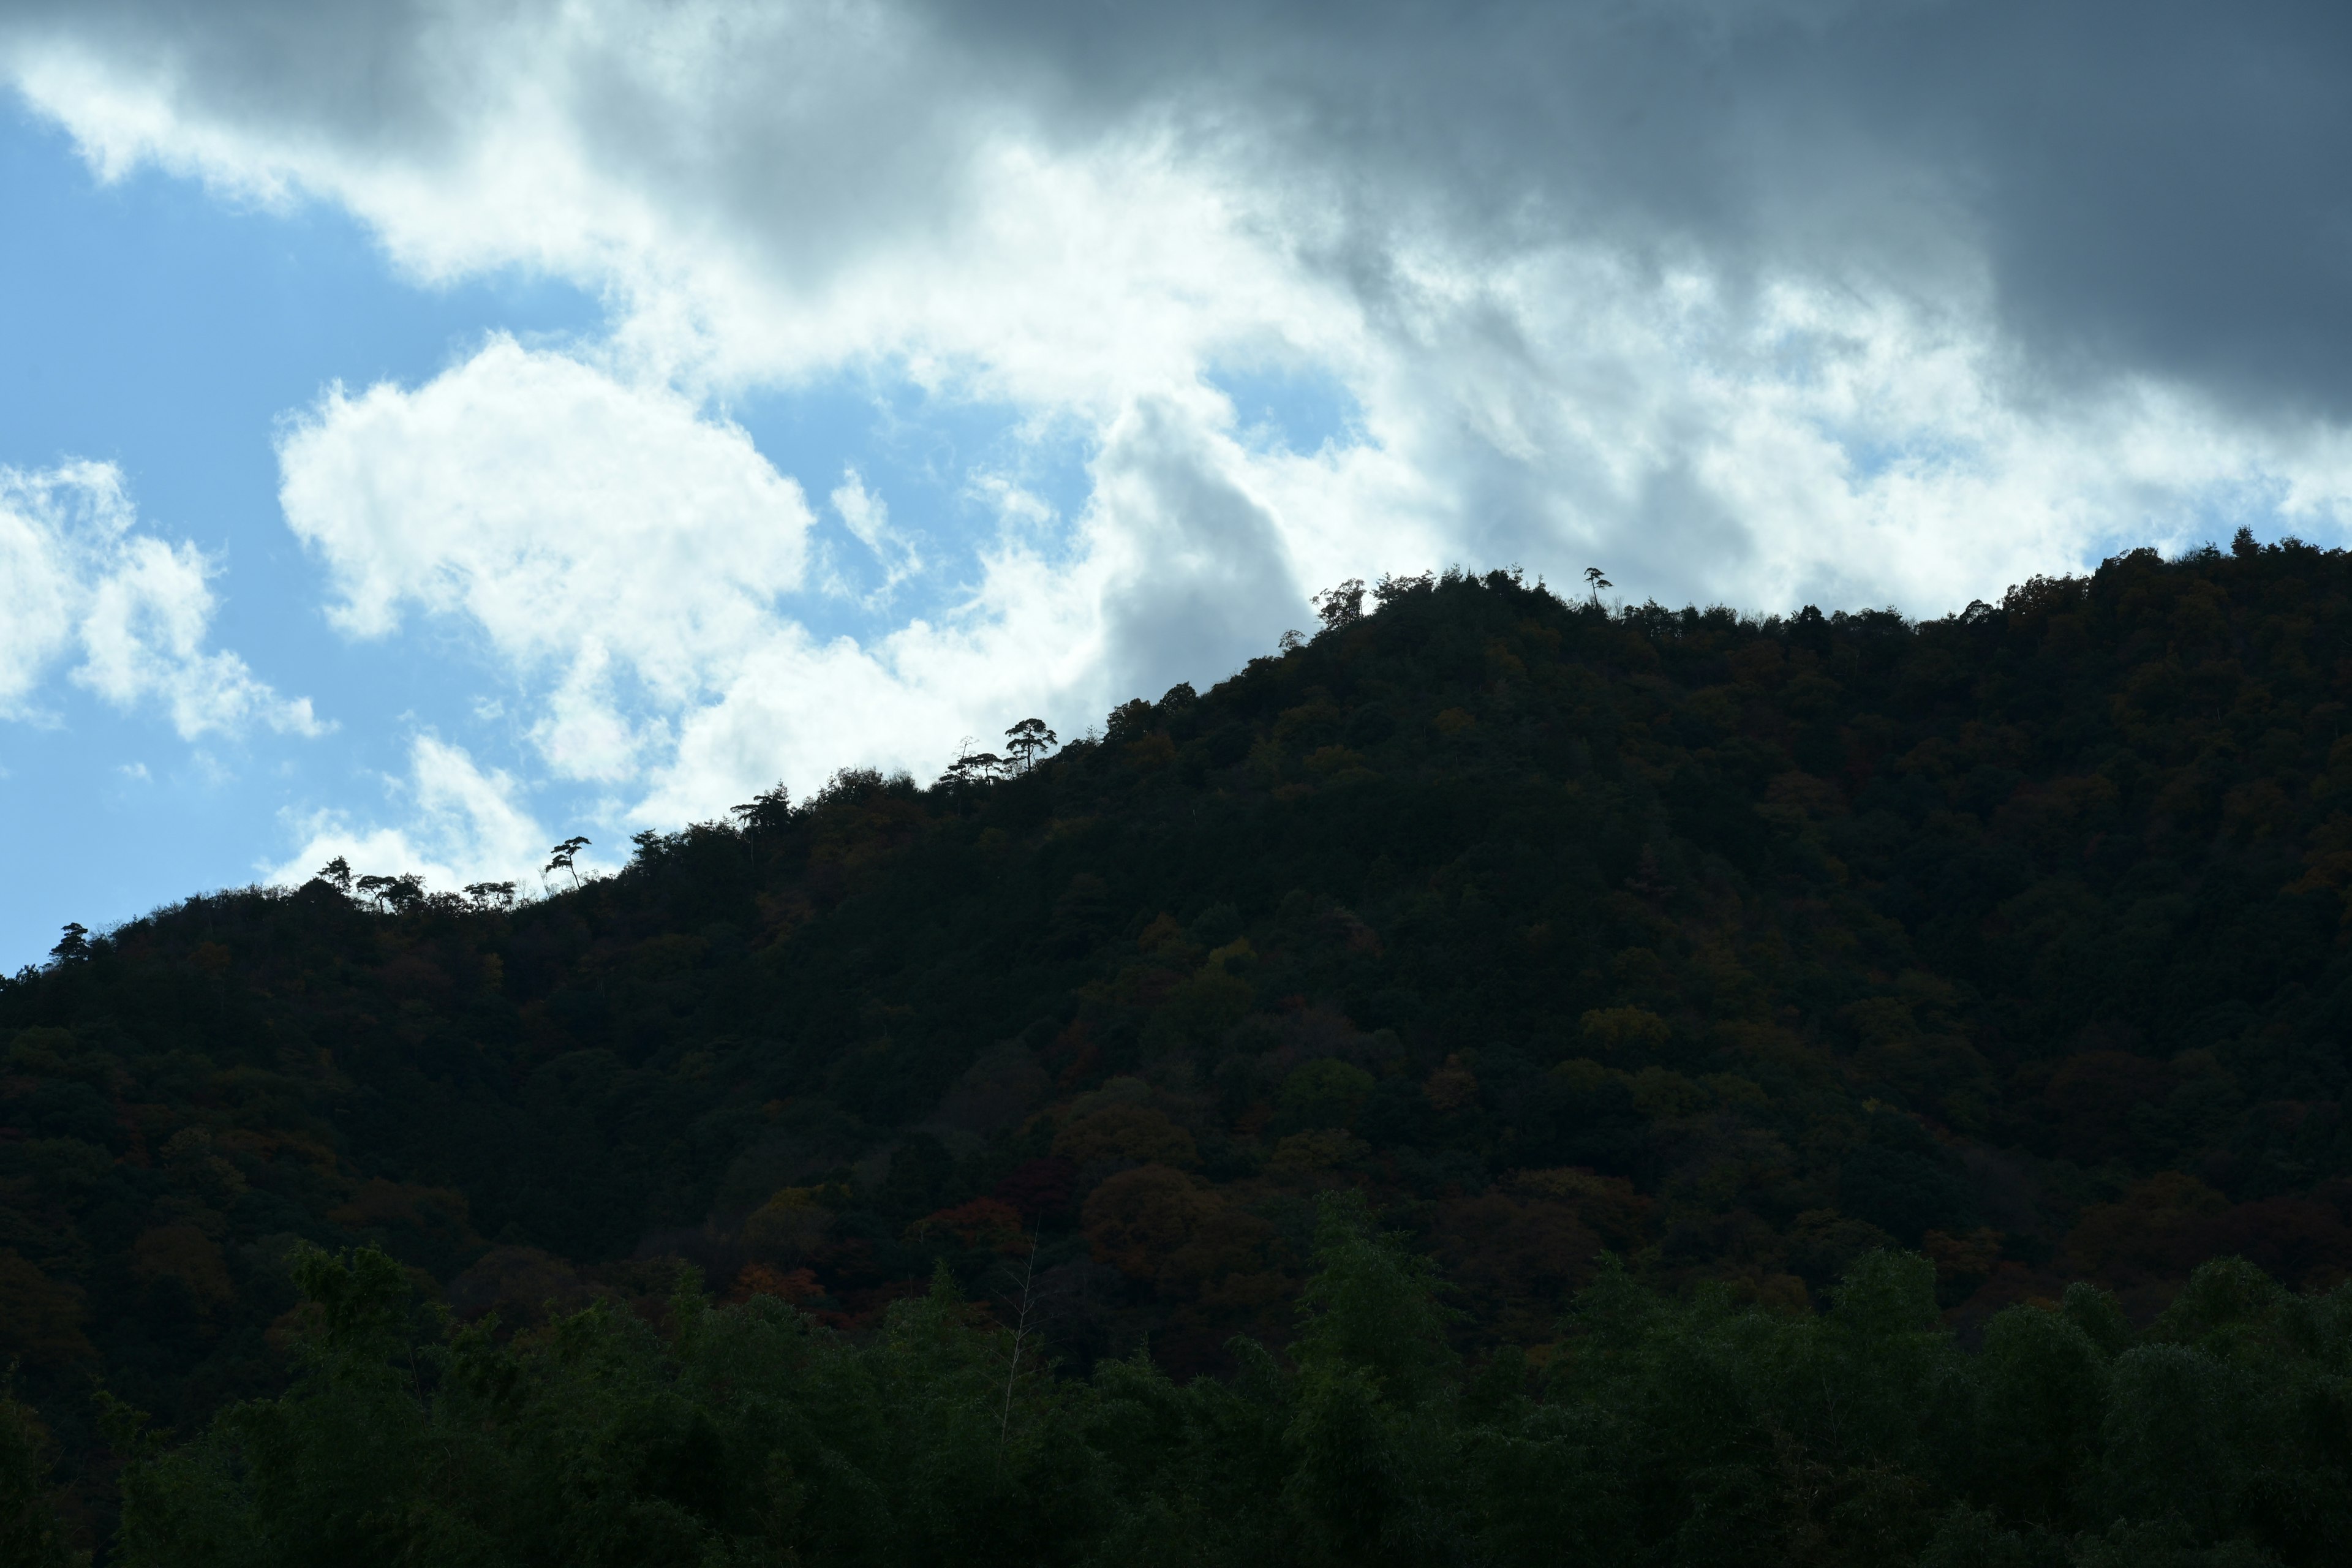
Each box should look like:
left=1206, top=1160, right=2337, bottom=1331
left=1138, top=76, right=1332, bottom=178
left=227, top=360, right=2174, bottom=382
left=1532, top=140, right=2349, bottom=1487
left=830, top=467, right=922, bottom=601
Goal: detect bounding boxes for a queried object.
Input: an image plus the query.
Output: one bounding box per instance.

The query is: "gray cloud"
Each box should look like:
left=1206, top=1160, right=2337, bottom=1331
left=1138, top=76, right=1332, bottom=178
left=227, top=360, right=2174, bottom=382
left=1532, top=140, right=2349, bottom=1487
left=13, top=0, right=2350, bottom=417
left=908, top=0, right=2352, bottom=419
left=1093, top=397, right=1306, bottom=696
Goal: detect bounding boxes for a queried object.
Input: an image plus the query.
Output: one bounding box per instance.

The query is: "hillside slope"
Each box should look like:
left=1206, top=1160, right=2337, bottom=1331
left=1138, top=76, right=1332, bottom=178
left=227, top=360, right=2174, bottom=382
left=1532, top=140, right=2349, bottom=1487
left=8, top=538, right=2352, bottom=1477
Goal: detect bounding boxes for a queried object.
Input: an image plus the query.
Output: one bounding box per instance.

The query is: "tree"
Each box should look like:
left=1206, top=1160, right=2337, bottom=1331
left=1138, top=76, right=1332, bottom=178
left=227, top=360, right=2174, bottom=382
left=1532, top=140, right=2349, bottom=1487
left=1004, top=718, right=1058, bottom=772
left=1292, top=1189, right=1458, bottom=1405
left=1283, top=1191, right=1464, bottom=1567
left=941, top=749, right=1005, bottom=790
left=353, top=874, right=423, bottom=914
left=0, top=1387, right=81, bottom=1568
left=317, top=856, right=353, bottom=894
left=729, top=785, right=792, bottom=839
left=545, top=835, right=591, bottom=889
left=1104, top=698, right=1154, bottom=739
left=1373, top=571, right=1434, bottom=607
left=462, top=881, right=516, bottom=910
left=1313, top=578, right=1366, bottom=631
left=1583, top=565, right=1611, bottom=605
left=47, top=924, right=89, bottom=964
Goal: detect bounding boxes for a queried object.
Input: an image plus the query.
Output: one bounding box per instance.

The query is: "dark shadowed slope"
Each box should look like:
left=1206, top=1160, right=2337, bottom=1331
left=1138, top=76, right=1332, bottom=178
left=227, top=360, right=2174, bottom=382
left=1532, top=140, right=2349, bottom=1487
left=9, top=540, right=2352, bottom=1545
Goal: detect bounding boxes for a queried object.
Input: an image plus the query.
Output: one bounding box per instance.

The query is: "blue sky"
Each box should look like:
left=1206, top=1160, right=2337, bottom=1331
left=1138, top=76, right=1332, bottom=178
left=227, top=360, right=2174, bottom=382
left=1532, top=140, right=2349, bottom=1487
left=0, top=101, right=1351, bottom=969
left=0, top=107, right=586, bottom=966
left=0, top=108, right=1007, bottom=967
left=5, top=2, right=2352, bottom=972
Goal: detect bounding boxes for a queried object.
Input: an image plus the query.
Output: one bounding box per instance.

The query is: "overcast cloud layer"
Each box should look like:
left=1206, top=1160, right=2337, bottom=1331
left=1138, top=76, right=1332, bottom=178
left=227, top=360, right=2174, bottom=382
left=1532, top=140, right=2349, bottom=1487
left=6, top=0, right=2352, bottom=899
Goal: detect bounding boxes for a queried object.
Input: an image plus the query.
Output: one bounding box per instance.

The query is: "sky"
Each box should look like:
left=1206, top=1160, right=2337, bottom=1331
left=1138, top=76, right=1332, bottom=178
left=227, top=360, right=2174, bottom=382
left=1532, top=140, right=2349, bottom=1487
left=6, top=0, right=2352, bottom=970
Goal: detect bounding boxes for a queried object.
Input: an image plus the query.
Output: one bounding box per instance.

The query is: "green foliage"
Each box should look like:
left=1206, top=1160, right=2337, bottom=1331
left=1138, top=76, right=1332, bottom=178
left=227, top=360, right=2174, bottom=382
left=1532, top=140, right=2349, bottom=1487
left=1291, top=1191, right=1457, bottom=1404
left=102, top=1242, right=2352, bottom=1566
left=0, top=1383, right=83, bottom=1567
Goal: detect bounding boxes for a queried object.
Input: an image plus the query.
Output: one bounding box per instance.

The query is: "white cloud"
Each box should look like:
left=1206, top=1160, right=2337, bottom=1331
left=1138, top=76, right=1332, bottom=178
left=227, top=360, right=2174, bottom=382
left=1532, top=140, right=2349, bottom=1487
left=271, top=734, right=562, bottom=892
left=0, top=461, right=322, bottom=739
left=1338, top=254, right=2352, bottom=617
left=634, top=386, right=1346, bottom=821
left=276, top=337, right=814, bottom=780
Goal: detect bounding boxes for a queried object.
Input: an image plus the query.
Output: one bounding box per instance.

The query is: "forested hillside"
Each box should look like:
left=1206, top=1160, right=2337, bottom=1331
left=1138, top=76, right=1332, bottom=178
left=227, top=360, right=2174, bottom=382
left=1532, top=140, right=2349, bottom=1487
left=9, top=533, right=2352, bottom=1560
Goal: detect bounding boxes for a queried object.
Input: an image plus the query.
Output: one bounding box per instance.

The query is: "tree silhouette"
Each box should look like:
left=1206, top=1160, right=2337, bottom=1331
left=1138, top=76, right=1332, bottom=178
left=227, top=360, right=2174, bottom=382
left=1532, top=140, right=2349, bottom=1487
left=951, top=750, right=1005, bottom=783
left=316, top=856, right=353, bottom=894
left=1374, top=570, right=1434, bottom=606
left=462, top=881, right=516, bottom=910
left=939, top=733, right=1014, bottom=792
left=1004, top=718, right=1058, bottom=773
left=729, top=785, right=793, bottom=873
left=729, top=785, right=792, bottom=839
left=545, top=837, right=591, bottom=889
left=353, top=874, right=424, bottom=914
left=47, top=924, right=89, bottom=964
left=1313, top=578, right=1366, bottom=630
left=1583, top=565, right=1612, bottom=605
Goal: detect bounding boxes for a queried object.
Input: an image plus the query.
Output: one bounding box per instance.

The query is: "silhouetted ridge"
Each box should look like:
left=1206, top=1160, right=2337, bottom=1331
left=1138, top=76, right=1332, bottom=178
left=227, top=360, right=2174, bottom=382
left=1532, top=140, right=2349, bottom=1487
left=9, top=543, right=2352, bottom=1559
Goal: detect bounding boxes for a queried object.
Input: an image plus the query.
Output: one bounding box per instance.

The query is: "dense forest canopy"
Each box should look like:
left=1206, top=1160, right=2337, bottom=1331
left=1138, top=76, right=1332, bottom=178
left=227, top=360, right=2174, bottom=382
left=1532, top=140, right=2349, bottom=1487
left=7, top=533, right=2352, bottom=1561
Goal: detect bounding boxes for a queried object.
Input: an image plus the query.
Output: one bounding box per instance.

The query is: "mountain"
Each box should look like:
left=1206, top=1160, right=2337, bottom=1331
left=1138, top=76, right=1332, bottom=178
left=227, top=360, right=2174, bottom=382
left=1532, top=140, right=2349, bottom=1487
left=8, top=538, right=2352, bottom=1545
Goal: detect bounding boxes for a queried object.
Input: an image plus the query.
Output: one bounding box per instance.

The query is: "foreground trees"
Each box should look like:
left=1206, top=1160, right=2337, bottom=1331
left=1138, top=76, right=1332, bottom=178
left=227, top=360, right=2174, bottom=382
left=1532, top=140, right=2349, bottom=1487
left=89, top=1202, right=2352, bottom=1568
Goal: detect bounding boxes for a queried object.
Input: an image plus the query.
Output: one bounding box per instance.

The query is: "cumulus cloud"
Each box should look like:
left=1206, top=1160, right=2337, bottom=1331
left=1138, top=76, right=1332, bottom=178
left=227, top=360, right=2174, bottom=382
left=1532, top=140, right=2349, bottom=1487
left=276, top=337, right=813, bottom=780
left=12, top=0, right=2352, bottom=844
left=1346, top=257, right=2352, bottom=614
left=271, top=734, right=556, bottom=893
left=0, top=461, right=321, bottom=738
left=635, top=391, right=1319, bottom=820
